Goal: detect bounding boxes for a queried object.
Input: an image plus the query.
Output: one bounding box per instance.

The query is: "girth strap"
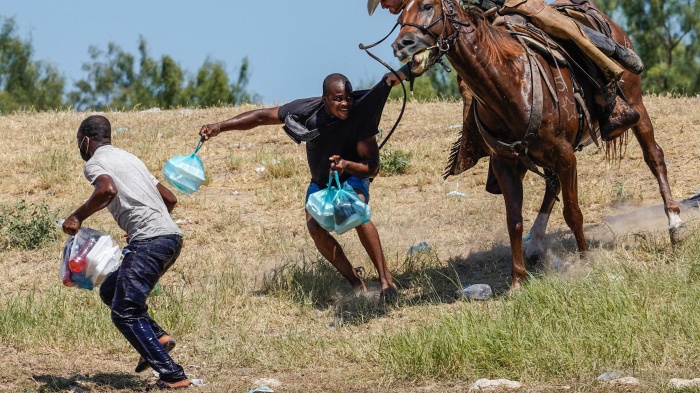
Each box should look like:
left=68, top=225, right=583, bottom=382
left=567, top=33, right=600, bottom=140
left=473, top=51, right=560, bottom=200
left=473, top=53, right=544, bottom=177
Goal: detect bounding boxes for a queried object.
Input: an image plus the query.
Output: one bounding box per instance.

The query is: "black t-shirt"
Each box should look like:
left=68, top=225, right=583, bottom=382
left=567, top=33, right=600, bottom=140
left=277, top=81, right=391, bottom=187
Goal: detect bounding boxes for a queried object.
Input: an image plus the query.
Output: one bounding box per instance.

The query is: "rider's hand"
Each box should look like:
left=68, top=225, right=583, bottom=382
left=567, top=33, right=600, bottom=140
left=384, top=71, right=405, bottom=86
left=199, top=123, right=221, bottom=140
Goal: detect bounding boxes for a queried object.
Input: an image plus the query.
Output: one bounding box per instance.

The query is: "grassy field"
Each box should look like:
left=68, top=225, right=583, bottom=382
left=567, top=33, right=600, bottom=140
left=1, top=96, right=700, bottom=392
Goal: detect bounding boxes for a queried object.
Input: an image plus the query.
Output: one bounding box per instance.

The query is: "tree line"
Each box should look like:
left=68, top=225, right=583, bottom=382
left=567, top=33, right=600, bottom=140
left=1, top=0, right=699, bottom=113
left=0, top=16, right=258, bottom=113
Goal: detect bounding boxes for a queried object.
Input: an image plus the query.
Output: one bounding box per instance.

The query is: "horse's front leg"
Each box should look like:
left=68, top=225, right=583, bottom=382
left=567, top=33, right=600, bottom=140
left=491, top=157, right=528, bottom=290
left=553, top=148, right=588, bottom=253
left=630, top=111, right=684, bottom=243
left=525, top=169, right=560, bottom=264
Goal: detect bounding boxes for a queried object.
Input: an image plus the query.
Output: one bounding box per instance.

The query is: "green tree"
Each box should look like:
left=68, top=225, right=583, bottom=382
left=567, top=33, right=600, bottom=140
left=596, top=0, right=700, bottom=94
left=230, top=57, right=259, bottom=105
left=188, top=58, right=232, bottom=107
left=388, top=62, right=460, bottom=101
left=0, top=17, right=65, bottom=113
left=71, top=38, right=259, bottom=110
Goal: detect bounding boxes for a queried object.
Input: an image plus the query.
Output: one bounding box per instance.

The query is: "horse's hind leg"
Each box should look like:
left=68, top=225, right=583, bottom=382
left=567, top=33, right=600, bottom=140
left=491, top=158, right=528, bottom=290
left=630, top=109, right=684, bottom=243
left=525, top=170, right=561, bottom=264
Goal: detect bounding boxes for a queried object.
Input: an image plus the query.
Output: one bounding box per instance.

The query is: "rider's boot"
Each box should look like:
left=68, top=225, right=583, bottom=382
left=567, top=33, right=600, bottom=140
left=610, top=43, right=644, bottom=75
left=595, top=89, right=640, bottom=141
left=580, top=25, right=644, bottom=75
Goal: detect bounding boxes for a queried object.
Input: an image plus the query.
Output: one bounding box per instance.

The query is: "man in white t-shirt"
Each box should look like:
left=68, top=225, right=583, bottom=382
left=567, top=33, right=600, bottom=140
left=62, top=115, right=190, bottom=390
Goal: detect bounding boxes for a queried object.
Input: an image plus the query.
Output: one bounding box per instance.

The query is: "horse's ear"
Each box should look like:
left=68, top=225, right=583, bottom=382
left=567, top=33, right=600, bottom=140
left=368, top=0, right=381, bottom=15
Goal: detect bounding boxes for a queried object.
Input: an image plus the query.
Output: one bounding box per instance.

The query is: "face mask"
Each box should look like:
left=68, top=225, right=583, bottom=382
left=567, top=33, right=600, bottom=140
left=79, top=136, right=91, bottom=162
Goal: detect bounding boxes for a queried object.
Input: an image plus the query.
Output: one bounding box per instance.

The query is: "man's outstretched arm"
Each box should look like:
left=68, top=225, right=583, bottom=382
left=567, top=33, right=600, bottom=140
left=199, top=107, right=282, bottom=140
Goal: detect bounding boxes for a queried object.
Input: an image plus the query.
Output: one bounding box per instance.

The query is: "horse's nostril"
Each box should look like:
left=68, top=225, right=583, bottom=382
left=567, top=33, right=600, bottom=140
left=401, top=39, right=415, bottom=48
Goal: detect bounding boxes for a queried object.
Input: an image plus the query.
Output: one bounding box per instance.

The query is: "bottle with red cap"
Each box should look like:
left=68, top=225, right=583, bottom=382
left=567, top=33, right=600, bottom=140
left=68, top=238, right=96, bottom=273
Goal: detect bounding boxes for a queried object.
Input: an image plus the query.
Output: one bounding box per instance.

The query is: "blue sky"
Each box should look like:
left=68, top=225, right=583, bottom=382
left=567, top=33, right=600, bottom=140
left=1, top=1, right=402, bottom=105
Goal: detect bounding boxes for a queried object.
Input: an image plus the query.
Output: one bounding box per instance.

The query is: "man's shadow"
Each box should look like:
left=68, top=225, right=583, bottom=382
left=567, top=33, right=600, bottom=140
left=32, top=373, right=142, bottom=392
left=333, top=244, right=516, bottom=326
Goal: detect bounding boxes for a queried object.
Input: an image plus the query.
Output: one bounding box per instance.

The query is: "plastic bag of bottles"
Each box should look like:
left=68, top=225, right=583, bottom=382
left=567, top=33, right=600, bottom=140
left=163, top=136, right=206, bottom=194
left=60, top=227, right=121, bottom=290
left=332, top=182, right=371, bottom=235
left=306, top=171, right=372, bottom=234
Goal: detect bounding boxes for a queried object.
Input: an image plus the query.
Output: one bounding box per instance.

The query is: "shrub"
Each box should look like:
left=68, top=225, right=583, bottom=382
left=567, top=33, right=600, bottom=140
left=380, top=148, right=412, bottom=176
left=0, top=200, right=58, bottom=250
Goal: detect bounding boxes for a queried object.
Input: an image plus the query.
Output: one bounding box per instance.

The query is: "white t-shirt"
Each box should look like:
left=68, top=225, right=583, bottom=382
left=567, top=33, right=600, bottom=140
left=84, top=145, right=182, bottom=241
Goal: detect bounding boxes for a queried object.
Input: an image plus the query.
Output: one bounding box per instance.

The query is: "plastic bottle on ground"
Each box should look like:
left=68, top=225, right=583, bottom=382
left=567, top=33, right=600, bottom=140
left=459, top=284, right=493, bottom=300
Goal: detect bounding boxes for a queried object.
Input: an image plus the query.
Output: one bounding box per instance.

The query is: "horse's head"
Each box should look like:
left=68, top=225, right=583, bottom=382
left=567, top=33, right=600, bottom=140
left=392, top=0, right=453, bottom=76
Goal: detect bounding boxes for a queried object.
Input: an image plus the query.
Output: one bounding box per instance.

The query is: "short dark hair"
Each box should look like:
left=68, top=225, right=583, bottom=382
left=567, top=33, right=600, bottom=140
left=78, top=115, right=111, bottom=143
left=322, top=73, right=350, bottom=96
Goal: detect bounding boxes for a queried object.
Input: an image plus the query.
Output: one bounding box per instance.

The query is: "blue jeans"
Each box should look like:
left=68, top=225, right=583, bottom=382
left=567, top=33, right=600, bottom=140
left=305, top=176, right=371, bottom=204
left=99, top=234, right=186, bottom=383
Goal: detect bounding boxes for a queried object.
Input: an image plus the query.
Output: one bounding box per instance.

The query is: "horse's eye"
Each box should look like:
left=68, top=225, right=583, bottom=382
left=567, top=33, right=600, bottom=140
left=421, top=4, right=433, bottom=11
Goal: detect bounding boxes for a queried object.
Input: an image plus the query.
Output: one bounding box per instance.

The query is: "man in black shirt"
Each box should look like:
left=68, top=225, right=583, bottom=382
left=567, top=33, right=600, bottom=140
left=199, top=73, right=397, bottom=299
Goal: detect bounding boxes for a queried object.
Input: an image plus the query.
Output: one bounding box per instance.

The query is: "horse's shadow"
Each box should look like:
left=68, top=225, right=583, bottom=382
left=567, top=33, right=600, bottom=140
left=390, top=228, right=609, bottom=307
left=32, top=372, right=143, bottom=392
left=392, top=244, right=514, bottom=305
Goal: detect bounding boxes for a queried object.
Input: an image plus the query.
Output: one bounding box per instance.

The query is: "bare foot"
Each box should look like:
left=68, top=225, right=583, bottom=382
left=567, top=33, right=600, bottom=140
left=155, top=379, right=191, bottom=390
left=135, top=335, right=176, bottom=373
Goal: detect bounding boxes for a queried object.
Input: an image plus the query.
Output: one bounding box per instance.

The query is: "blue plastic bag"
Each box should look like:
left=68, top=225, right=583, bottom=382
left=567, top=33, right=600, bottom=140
left=332, top=181, right=371, bottom=235
left=305, top=171, right=371, bottom=235
left=305, top=172, right=339, bottom=232
left=164, top=137, right=206, bottom=194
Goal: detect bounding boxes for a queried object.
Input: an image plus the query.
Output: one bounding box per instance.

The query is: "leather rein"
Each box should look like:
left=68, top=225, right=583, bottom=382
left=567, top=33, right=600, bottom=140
left=359, top=24, right=408, bottom=151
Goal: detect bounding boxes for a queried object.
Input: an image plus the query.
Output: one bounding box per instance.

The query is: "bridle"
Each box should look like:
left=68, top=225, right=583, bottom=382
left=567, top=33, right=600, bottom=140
left=356, top=0, right=474, bottom=149
left=398, top=0, right=475, bottom=73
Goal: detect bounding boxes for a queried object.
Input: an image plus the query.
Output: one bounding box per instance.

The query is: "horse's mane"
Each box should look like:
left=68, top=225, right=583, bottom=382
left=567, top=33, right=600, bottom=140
left=454, top=5, right=525, bottom=66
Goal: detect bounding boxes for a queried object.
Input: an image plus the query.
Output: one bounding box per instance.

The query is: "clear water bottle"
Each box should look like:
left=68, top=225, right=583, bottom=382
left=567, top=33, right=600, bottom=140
left=459, top=284, right=492, bottom=300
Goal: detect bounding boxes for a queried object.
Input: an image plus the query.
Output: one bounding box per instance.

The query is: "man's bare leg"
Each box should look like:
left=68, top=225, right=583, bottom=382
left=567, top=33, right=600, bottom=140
left=356, top=221, right=396, bottom=294
left=306, top=211, right=366, bottom=290
left=354, top=192, right=396, bottom=296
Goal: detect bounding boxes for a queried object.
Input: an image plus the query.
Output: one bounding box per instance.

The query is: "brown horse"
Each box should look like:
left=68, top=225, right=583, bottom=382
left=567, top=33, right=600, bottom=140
left=392, top=0, right=684, bottom=289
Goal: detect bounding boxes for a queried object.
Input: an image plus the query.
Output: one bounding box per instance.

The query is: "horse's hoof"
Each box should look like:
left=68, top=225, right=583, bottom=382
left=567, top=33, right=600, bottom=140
left=670, top=224, right=690, bottom=245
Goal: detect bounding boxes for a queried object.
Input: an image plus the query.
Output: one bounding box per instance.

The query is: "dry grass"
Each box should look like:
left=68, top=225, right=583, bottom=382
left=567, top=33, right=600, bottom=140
left=1, top=95, right=700, bottom=392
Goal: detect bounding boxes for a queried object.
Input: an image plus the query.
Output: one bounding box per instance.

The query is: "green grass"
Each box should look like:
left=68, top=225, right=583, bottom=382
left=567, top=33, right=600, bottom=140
left=381, top=235, right=700, bottom=385
left=0, top=287, right=117, bottom=350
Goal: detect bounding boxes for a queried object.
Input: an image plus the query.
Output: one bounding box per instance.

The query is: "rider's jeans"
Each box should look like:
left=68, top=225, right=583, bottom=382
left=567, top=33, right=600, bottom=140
left=99, top=234, right=186, bottom=383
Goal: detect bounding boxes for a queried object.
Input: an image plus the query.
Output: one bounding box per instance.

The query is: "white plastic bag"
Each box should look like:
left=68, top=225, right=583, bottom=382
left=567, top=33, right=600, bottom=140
left=60, top=227, right=121, bottom=290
